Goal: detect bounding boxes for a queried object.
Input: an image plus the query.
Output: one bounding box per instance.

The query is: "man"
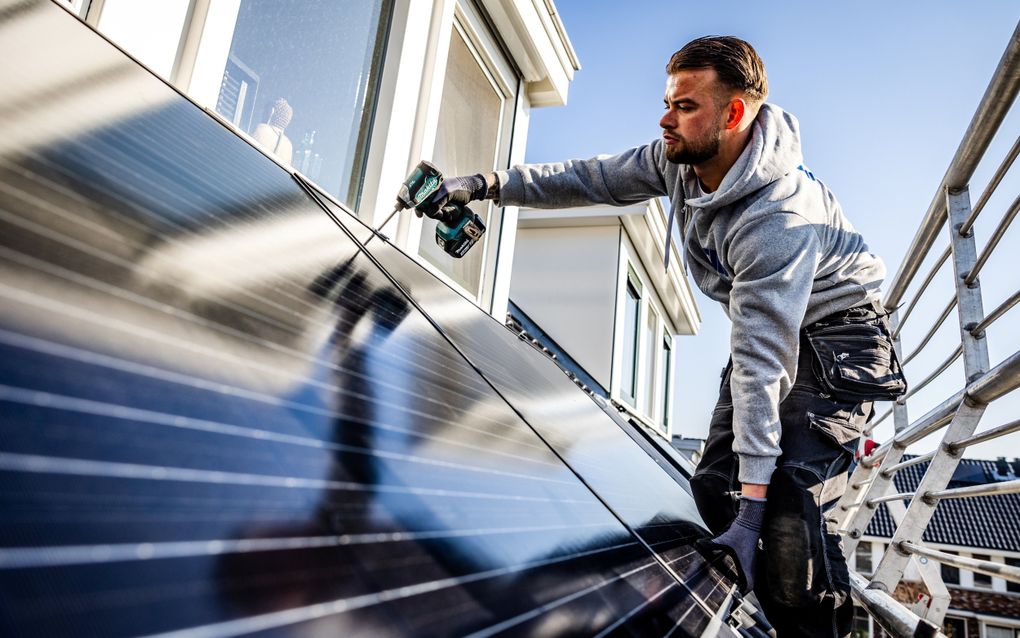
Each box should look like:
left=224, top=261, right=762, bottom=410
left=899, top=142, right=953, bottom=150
left=423, top=36, right=902, bottom=637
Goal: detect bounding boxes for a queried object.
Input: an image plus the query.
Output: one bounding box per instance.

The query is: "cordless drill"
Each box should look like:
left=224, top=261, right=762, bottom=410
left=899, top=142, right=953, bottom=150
left=393, top=161, right=486, bottom=258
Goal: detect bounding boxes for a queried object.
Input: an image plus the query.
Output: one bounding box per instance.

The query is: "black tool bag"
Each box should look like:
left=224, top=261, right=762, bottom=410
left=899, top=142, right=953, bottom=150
left=805, top=321, right=908, bottom=403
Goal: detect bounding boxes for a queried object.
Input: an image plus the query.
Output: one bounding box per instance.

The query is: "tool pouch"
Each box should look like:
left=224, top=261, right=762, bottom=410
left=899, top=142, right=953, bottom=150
left=805, top=322, right=907, bottom=403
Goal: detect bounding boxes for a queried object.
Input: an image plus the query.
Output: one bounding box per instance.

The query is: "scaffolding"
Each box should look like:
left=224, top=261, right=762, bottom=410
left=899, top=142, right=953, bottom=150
left=833, top=20, right=1020, bottom=637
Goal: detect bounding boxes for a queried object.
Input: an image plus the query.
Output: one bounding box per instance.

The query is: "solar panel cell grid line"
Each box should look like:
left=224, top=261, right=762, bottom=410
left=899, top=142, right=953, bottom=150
left=0, top=322, right=558, bottom=463
left=0, top=332, right=564, bottom=473
left=0, top=267, right=557, bottom=455
left=0, top=150, right=335, bottom=329
left=0, top=1, right=737, bottom=634
left=0, top=236, right=492, bottom=406
left=0, top=385, right=571, bottom=487
left=0, top=217, right=506, bottom=415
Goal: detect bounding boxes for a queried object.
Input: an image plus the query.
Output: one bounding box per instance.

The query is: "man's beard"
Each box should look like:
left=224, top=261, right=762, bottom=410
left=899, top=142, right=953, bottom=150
left=663, top=128, right=722, bottom=164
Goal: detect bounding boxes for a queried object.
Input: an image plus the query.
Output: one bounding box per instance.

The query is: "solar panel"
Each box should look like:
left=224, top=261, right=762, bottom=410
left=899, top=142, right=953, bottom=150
left=311, top=190, right=740, bottom=615
left=0, top=1, right=748, bottom=636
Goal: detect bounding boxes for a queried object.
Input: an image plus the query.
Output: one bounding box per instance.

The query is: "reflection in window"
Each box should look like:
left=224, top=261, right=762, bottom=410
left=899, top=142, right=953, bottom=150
left=985, top=626, right=1014, bottom=638
left=942, top=617, right=966, bottom=638
left=973, top=554, right=992, bottom=588
left=941, top=550, right=960, bottom=585
left=201, top=0, right=391, bottom=206
left=660, top=336, right=672, bottom=431
left=419, top=25, right=508, bottom=296
left=1008, top=557, right=1020, bottom=593
left=621, top=271, right=641, bottom=405
left=641, top=309, right=657, bottom=416
left=855, top=542, right=872, bottom=575
left=850, top=605, right=871, bottom=638
left=97, top=0, right=191, bottom=78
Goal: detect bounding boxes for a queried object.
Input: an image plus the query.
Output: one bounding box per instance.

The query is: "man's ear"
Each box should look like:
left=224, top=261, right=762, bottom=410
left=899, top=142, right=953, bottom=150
left=725, top=98, right=746, bottom=130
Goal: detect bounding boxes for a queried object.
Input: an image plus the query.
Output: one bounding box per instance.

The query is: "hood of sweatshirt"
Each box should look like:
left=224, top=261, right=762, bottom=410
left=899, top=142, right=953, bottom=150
left=681, top=103, right=804, bottom=211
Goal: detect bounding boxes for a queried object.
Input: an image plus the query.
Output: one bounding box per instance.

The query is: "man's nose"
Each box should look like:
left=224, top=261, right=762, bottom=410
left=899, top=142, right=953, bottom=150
left=659, top=111, right=674, bottom=130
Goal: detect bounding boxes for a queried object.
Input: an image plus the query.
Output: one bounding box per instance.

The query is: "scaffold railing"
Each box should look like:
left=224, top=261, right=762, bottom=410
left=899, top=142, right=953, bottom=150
left=831, top=19, right=1020, bottom=637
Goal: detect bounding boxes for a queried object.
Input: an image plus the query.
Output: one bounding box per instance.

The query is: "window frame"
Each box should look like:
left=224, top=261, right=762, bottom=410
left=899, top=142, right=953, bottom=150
left=85, top=0, right=394, bottom=210
left=614, top=237, right=677, bottom=431
left=410, top=0, right=519, bottom=308
left=660, top=333, right=673, bottom=432
left=854, top=541, right=873, bottom=575
left=972, top=553, right=993, bottom=588
left=619, top=267, right=643, bottom=406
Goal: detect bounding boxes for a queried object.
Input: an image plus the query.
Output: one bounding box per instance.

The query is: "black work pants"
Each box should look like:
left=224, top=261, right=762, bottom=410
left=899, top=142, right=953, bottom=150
left=690, top=305, right=886, bottom=638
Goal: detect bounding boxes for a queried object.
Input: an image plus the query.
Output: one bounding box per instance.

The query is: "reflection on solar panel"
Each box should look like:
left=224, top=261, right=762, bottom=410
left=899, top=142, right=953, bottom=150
left=0, top=1, right=752, bottom=636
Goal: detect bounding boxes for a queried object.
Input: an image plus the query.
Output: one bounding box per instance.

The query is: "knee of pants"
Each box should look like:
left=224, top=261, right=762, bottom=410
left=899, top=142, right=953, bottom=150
left=762, top=466, right=850, bottom=609
left=690, top=471, right=736, bottom=535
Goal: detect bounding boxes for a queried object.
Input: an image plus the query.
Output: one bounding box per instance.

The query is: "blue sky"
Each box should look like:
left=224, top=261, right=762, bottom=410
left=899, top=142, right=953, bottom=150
left=524, top=1, right=1020, bottom=460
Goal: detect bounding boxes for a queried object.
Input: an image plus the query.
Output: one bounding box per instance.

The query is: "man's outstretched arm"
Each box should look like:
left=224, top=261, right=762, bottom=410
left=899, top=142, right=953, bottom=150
left=426, top=140, right=672, bottom=213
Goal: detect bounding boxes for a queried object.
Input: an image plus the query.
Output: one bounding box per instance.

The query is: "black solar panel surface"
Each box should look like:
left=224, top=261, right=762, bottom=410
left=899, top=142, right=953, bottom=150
left=327, top=202, right=738, bottom=614
left=0, top=1, right=739, bottom=636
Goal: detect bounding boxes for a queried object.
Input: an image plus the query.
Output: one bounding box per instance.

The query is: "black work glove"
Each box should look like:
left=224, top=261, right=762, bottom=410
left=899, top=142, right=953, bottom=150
left=696, top=496, right=766, bottom=594
left=417, top=174, right=488, bottom=222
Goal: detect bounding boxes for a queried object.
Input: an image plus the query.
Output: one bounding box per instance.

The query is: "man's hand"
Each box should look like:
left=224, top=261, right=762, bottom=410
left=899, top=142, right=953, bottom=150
left=417, top=174, right=489, bottom=221
left=698, top=496, right=766, bottom=594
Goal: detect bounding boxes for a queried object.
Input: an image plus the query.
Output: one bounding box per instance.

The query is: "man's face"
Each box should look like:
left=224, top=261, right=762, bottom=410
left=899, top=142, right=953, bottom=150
left=660, top=69, right=728, bottom=165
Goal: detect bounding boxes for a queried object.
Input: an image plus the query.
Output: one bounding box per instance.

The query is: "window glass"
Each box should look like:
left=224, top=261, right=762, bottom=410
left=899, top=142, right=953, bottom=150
left=855, top=543, right=873, bottom=575
left=941, top=551, right=960, bottom=584
left=641, top=309, right=658, bottom=416
left=942, top=617, right=966, bottom=638
left=194, top=0, right=391, bottom=206
left=850, top=605, right=871, bottom=638
left=973, top=554, right=992, bottom=588
left=660, top=336, right=672, bottom=431
left=57, top=0, right=87, bottom=17
left=985, top=626, right=1013, bottom=638
left=1007, top=557, right=1020, bottom=593
left=418, top=24, right=506, bottom=296
left=621, top=273, right=641, bottom=404
left=97, top=0, right=191, bottom=78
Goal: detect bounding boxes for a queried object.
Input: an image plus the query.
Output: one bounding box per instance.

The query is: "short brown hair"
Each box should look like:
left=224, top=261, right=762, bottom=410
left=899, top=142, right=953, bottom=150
left=666, top=36, right=768, bottom=104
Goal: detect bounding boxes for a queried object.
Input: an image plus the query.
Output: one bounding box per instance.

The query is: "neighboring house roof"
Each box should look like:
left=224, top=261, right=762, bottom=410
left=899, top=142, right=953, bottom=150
left=866, top=456, right=1020, bottom=553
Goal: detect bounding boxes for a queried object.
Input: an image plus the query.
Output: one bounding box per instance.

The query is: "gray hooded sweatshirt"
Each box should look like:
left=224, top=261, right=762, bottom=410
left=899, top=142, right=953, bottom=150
left=495, top=104, right=886, bottom=485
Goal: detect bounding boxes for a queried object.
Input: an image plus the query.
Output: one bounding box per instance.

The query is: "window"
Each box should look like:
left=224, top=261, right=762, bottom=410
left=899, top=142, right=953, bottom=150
left=943, top=617, right=967, bottom=638
left=418, top=8, right=516, bottom=299
left=855, top=543, right=873, bottom=575
left=92, top=0, right=392, bottom=206
left=973, top=554, right=992, bottom=588
left=851, top=605, right=872, bottom=638
left=941, top=551, right=960, bottom=585
left=984, top=625, right=1015, bottom=638
left=660, top=335, right=673, bottom=431
left=1008, top=557, right=1020, bottom=593
left=621, top=271, right=641, bottom=405
left=190, top=0, right=392, bottom=206
left=641, top=308, right=658, bottom=416
left=96, top=0, right=192, bottom=78
left=854, top=543, right=873, bottom=575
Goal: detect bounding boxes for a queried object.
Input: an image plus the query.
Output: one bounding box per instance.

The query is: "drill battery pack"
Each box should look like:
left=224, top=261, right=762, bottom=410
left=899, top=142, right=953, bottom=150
left=436, top=211, right=486, bottom=258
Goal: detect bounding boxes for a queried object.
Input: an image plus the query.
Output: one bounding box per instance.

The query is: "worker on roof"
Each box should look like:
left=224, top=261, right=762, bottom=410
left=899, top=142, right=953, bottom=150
left=425, top=35, right=906, bottom=637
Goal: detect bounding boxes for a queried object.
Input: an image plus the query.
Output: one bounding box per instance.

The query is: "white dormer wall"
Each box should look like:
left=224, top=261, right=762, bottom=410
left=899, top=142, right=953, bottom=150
left=511, top=199, right=701, bottom=438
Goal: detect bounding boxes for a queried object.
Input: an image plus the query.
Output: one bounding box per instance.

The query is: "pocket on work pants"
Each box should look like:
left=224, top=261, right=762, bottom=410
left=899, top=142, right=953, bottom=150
left=761, top=387, right=859, bottom=609
left=805, top=321, right=907, bottom=402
